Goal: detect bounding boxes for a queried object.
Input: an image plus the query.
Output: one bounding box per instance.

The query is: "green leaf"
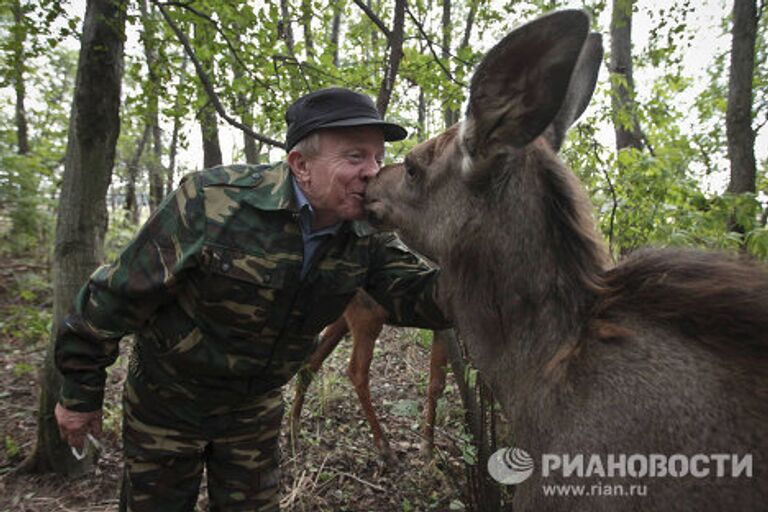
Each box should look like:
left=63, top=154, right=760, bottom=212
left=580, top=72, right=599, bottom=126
left=5, top=435, right=19, bottom=458
left=390, top=399, right=420, bottom=418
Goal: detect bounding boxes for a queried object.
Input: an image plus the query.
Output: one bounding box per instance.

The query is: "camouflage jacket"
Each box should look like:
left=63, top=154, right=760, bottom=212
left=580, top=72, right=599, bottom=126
left=55, top=163, right=450, bottom=412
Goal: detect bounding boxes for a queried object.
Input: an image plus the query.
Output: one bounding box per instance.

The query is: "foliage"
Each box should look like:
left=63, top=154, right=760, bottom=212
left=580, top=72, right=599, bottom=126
left=390, top=398, right=421, bottom=417
left=0, top=0, right=762, bottom=263
left=0, top=0, right=76, bottom=256
left=0, top=266, right=52, bottom=346
left=564, top=0, right=768, bottom=260
left=4, top=434, right=20, bottom=459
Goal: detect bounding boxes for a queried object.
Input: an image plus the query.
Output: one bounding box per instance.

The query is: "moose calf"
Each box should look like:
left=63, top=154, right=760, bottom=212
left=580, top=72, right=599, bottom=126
left=366, top=9, right=767, bottom=511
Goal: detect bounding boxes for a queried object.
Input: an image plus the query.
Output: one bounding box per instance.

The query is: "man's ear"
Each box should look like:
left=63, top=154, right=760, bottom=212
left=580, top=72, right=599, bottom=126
left=287, top=149, right=310, bottom=184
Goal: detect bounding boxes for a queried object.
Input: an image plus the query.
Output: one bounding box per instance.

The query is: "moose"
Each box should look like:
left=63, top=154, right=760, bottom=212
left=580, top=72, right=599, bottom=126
left=289, top=289, right=450, bottom=463
left=366, top=9, right=767, bottom=510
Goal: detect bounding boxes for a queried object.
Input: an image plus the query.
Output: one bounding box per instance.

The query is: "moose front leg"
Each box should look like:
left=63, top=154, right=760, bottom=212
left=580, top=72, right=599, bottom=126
left=289, top=314, right=350, bottom=453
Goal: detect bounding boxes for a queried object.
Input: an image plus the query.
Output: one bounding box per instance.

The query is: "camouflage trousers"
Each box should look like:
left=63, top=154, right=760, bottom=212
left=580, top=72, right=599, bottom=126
left=118, top=372, right=284, bottom=512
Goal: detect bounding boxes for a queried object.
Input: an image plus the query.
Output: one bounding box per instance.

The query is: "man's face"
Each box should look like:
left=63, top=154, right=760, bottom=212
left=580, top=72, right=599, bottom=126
left=289, top=126, right=386, bottom=228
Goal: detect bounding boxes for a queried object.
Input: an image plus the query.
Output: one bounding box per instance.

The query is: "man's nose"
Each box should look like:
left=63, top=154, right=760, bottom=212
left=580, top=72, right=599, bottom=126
left=360, top=157, right=380, bottom=179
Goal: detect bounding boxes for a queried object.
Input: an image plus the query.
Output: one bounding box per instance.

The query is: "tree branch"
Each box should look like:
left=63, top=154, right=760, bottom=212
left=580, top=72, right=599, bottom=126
left=274, top=0, right=311, bottom=91
left=272, top=54, right=343, bottom=83
left=156, top=0, right=270, bottom=91
left=754, top=97, right=768, bottom=133
left=692, top=134, right=716, bottom=175
left=155, top=2, right=285, bottom=149
left=405, top=5, right=466, bottom=87
left=352, top=0, right=391, bottom=39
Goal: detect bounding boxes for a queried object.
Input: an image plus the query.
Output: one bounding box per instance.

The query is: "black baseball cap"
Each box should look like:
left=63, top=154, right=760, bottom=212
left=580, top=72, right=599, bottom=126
left=285, top=87, right=408, bottom=150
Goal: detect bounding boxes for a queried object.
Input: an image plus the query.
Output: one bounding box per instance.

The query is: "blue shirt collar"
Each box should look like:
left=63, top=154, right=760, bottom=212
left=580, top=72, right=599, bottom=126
left=290, top=175, right=342, bottom=237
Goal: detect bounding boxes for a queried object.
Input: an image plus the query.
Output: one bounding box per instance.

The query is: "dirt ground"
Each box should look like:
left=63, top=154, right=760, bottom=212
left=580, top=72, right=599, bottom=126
left=0, top=261, right=470, bottom=511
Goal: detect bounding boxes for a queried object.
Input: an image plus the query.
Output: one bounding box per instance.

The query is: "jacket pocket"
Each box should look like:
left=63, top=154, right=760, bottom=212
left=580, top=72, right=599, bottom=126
left=195, top=246, right=292, bottom=341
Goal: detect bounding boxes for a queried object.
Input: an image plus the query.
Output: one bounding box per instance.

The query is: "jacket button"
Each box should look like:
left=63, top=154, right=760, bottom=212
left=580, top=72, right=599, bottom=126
left=221, top=262, right=231, bottom=272
left=263, top=273, right=272, bottom=283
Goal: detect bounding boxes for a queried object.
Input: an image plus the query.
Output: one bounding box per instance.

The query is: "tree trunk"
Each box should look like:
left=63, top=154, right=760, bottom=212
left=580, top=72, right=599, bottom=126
left=418, top=86, right=427, bottom=142
left=302, top=0, right=314, bottom=60
left=125, top=124, right=150, bottom=225
left=194, top=20, right=223, bottom=169
left=167, top=52, right=188, bottom=194
left=141, top=0, right=165, bottom=210
left=20, top=0, right=127, bottom=476
left=9, top=0, right=39, bottom=247
left=369, top=0, right=379, bottom=81
left=609, top=0, right=644, bottom=151
left=199, top=115, right=223, bottom=168
left=242, top=118, right=260, bottom=164
left=280, top=0, right=296, bottom=54
left=330, top=1, right=341, bottom=67
left=726, top=0, right=757, bottom=201
left=375, top=0, right=405, bottom=116
left=199, top=105, right=223, bottom=169
left=12, top=0, right=29, bottom=155
left=167, top=114, right=181, bottom=193
left=442, top=0, right=454, bottom=129
left=444, top=0, right=477, bottom=128
left=233, top=65, right=259, bottom=165
left=459, top=0, right=477, bottom=51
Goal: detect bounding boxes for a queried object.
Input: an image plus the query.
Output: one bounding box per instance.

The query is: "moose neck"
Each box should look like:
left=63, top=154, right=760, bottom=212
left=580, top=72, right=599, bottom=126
left=447, top=139, right=610, bottom=404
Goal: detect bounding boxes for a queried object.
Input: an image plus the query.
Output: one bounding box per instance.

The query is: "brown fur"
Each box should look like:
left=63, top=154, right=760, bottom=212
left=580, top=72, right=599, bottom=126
left=594, top=249, right=768, bottom=357
left=366, top=10, right=767, bottom=511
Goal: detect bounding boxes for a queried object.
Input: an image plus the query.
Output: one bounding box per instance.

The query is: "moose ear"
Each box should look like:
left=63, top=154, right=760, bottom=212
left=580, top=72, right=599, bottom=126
left=547, top=33, right=603, bottom=152
left=460, top=10, right=590, bottom=175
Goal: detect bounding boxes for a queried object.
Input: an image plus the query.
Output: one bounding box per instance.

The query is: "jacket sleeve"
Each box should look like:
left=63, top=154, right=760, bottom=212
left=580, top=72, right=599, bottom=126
left=55, top=176, right=206, bottom=411
left=364, top=232, right=452, bottom=330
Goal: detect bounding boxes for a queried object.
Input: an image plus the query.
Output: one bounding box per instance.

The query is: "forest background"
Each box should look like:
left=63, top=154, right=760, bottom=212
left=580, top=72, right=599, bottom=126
left=0, top=0, right=766, bottom=510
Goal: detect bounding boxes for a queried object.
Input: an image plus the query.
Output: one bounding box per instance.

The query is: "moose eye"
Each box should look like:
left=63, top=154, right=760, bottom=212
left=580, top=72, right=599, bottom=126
left=405, top=161, right=418, bottom=180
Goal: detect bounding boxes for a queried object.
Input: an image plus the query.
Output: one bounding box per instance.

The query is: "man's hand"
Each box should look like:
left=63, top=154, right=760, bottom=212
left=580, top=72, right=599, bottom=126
left=54, top=403, right=102, bottom=450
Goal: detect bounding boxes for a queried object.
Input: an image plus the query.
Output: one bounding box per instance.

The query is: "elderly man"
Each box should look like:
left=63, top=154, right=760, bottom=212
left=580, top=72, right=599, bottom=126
left=54, top=88, right=450, bottom=511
